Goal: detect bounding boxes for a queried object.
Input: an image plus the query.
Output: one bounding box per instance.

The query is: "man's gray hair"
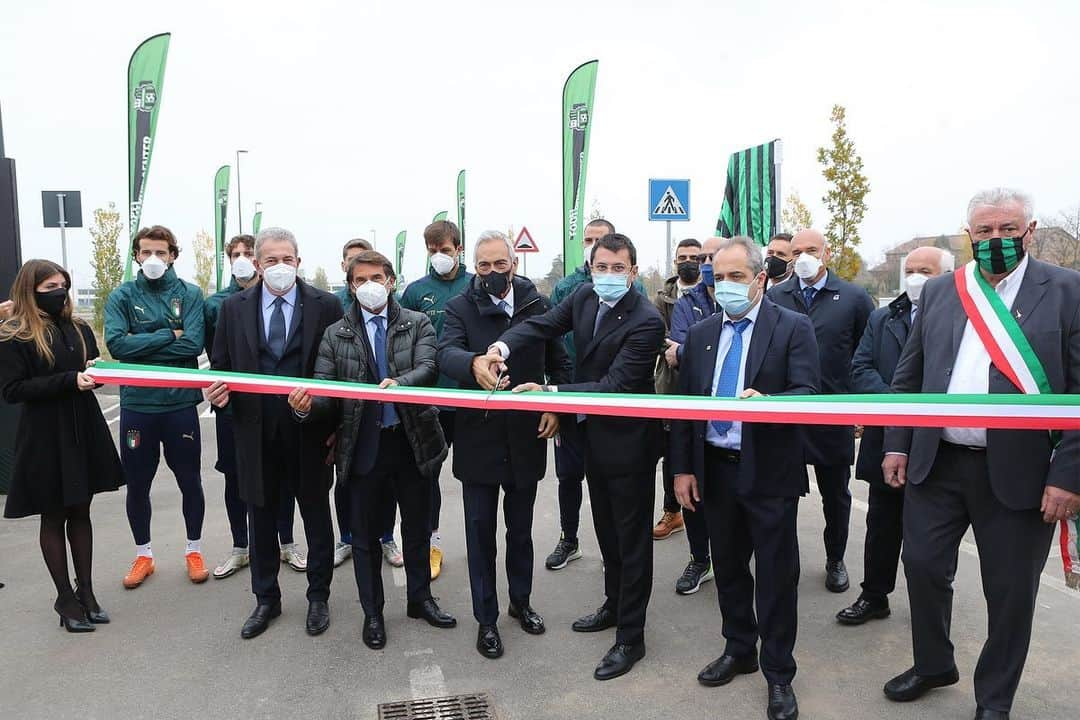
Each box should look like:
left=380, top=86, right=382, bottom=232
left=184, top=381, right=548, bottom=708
left=474, top=230, right=516, bottom=262
left=714, top=235, right=764, bottom=276
left=903, top=247, right=956, bottom=274
left=967, top=188, right=1034, bottom=226
left=255, top=227, right=299, bottom=258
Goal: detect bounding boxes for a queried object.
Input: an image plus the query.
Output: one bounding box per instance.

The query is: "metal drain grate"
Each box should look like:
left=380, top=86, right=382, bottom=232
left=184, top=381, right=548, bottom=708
left=378, top=692, right=497, bottom=720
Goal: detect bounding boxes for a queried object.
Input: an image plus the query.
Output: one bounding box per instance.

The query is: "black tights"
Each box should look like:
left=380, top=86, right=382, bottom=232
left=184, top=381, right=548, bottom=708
left=40, top=502, right=93, bottom=599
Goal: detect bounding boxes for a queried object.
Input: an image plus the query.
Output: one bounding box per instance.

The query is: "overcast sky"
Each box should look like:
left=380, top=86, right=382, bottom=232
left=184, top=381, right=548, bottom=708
left=2, top=0, right=1078, bottom=289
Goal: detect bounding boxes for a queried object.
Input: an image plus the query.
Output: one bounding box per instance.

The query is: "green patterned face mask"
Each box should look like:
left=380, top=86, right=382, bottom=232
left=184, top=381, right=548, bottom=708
left=972, top=229, right=1028, bottom=274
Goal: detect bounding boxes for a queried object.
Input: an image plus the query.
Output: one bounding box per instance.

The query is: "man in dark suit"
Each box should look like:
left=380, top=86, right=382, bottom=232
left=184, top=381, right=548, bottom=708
left=881, top=189, right=1080, bottom=720
left=767, top=228, right=873, bottom=593
left=438, top=230, right=572, bottom=659
left=477, top=232, right=665, bottom=681
left=837, top=246, right=951, bottom=626
left=670, top=236, right=819, bottom=720
left=205, top=227, right=341, bottom=639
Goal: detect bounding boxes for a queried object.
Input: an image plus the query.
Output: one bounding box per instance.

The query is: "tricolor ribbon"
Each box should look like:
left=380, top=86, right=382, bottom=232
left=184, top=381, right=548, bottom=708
left=85, top=362, right=1080, bottom=430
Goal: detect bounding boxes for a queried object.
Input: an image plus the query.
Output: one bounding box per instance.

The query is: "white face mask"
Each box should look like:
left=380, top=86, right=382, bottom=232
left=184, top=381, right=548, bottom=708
left=794, top=252, right=823, bottom=281
left=231, top=256, right=256, bottom=282
left=429, top=252, right=456, bottom=276
left=263, top=263, right=297, bottom=294
left=354, top=280, right=389, bottom=311
left=904, top=272, right=930, bottom=303
left=140, top=255, right=168, bottom=280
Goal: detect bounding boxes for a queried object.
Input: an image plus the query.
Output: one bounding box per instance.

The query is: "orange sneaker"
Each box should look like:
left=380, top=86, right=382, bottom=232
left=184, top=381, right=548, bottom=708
left=123, top=556, right=155, bottom=589
left=186, top=552, right=209, bottom=584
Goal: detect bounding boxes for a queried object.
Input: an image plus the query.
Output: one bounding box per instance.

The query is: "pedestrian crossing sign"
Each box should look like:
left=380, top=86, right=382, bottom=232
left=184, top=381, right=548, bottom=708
left=648, top=179, right=691, bottom=221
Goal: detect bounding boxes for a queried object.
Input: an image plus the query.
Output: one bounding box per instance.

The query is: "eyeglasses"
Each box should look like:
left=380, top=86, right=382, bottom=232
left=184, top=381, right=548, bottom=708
left=695, top=253, right=714, bottom=263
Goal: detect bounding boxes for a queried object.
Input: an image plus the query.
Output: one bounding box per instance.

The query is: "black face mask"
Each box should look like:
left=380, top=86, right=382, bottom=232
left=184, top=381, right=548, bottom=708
left=478, top=270, right=511, bottom=298
left=676, top=261, right=701, bottom=283
left=764, top=255, right=791, bottom=280
left=35, top=288, right=68, bottom=317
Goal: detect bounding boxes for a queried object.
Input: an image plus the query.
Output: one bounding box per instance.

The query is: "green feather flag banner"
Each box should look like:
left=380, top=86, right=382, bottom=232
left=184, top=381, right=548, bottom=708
left=213, top=165, right=230, bottom=289
left=125, top=33, right=171, bottom=281
left=562, top=60, right=598, bottom=275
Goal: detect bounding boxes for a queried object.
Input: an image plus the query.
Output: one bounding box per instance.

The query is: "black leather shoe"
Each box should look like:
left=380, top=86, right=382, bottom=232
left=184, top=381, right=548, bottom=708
left=75, top=585, right=110, bottom=624
left=974, top=708, right=1009, bottom=720
left=362, top=614, right=386, bottom=649
left=883, top=666, right=960, bottom=702
left=767, top=683, right=799, bottom=720
left=836, top=597, right=890, bottom=626
left=697, top=654, right=760, bottom=687
left=594, top=643, right=645, bottom=681
left=306, top=600, right=330, bottom=636
left=407, top=598, right=457, bottom=628
left=55, top=593, right=95, bottom=633
left=572, top=607, right=617, bottom=633
left=476, top=625, right=503, bottom=659
left=825, top=560, right=850, bottom=593
left=508, top=604, right=546, bottom=635
left=241, top=602, right=282, bottom=639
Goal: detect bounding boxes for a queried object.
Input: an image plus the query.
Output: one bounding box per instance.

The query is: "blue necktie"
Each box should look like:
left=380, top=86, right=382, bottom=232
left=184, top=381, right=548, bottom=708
left=710, top=318, right=752, bottom=436
left=372, top=316, right=398, bottom=427
left=268, top=296, right=286, bottom=357
left=593, top=302, right=610, bottom=336
left=801, top=286, right=817, bottom=309
left=910, top=306, right=918, bottom=326
left=497, top=300, right=511, bottom=317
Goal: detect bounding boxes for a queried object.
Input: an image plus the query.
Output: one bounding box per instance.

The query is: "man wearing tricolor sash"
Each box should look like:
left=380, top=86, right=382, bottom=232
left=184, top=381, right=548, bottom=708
left=882, top=188, right=1080, bottom=720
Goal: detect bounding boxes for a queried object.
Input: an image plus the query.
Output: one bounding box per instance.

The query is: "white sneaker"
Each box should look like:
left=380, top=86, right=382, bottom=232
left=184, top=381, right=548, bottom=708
left=280, top=543, right=307, bottom=572
left=381, top=539, right=404, bottom=567
left=333, top=541, right=352, bottom=567
left=213, top=548, right=249, bottom=579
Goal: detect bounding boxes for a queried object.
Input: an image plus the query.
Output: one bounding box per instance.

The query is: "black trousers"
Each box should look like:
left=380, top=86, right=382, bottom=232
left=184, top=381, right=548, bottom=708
left=705, top=449, right=800, bottom=685
left=902, top=442, right=1054, bottom=712
left=586, top=461, right=654, bottom=647
left=430, top=411, right=455, bottom=534
left=554, top=418, right=586, bottom=542
left=813, top=463, right=852, bottom=562
left=249, top=429, right=334, bottom=606
left=350, top=427, right=431, bottom=617
left=462, top=480, right=538, bottom=626
left=859, top=481, right=904, bottom=602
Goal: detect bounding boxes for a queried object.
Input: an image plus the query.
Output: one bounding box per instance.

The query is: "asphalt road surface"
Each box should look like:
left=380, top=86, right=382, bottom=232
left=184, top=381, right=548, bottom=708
left=1, top=393, right=1078, bottom=719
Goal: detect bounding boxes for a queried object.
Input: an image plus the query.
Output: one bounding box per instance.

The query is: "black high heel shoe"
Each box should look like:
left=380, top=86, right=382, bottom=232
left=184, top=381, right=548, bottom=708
left=55, top=593, right=95, bottom=633
left=75, top=585, right=110, bottom=624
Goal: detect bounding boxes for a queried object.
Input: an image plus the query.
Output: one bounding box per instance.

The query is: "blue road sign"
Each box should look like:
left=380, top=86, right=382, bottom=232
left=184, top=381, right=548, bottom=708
left=648, top=179, right=690, bottom=222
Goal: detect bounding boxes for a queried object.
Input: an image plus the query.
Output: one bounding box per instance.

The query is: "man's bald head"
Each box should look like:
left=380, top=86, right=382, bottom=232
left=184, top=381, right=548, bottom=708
left=904, top=246, right=950, bottom=277
left=791, top=229, right=828, bottom=258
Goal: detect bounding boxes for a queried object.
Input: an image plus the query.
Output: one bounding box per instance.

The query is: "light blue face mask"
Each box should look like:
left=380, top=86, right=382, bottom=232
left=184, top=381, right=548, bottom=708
left=714, top=279, right=755, bottom=316
left=593, top=273, right=630, bottom=303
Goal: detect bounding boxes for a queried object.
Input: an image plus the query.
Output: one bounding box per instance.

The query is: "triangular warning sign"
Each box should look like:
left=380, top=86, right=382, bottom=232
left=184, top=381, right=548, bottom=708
left=514, top=226, right=538, bottom=252
left=653, top=186, right=686, bottom=216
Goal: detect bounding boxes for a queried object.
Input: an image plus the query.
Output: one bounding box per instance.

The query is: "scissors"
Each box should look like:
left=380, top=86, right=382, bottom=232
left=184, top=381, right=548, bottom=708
left=485, top=365, right=506, bottom=419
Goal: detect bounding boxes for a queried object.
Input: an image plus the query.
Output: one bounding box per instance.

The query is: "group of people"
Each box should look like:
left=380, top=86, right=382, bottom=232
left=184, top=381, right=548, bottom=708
left=1, top=187, right=1077, bottom=720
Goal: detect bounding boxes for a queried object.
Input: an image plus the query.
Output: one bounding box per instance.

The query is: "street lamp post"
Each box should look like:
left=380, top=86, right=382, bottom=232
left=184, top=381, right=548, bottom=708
left=236, top=149, right=248, bottom=233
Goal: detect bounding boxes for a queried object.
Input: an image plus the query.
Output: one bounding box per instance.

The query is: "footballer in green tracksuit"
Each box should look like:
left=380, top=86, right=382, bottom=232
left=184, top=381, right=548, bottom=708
left=105, top=225, right=208, bottom=588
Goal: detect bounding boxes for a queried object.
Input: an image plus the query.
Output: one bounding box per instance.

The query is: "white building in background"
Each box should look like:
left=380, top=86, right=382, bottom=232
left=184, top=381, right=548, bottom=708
left=75, top=287, right=95, bottom=308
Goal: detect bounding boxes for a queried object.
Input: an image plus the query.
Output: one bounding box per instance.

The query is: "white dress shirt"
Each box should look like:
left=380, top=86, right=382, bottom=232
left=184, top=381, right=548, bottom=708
left=706, top=300, right=762, bottom=451
left=359, top=304, right=390, bottom=367
left=942, top=255, right=1030, bottom=447
left=489, top=285, right=515, bottom=316
left=261, top=283, right=298, bottom=342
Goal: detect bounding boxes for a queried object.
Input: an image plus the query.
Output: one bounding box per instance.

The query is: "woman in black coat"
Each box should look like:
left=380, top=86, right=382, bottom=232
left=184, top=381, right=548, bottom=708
left=0, top=259, right=124, bottom=632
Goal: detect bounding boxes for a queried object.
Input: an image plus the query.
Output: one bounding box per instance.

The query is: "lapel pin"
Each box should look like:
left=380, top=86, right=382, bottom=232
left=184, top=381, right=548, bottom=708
left=706, top=345, right=712, bottom=351
left=833, top=294, right=840, bottom=301
left=1015, top=309, right=1022, bottom=319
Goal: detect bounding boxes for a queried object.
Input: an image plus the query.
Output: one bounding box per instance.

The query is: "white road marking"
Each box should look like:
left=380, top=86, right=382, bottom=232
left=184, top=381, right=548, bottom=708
left=408, top=664, right=446, bottom=700
left=392, top=566, right=407, bottom=587
left=404, top=648, right=434, bottom=658
left=100, top=402, right=120, bottom=414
